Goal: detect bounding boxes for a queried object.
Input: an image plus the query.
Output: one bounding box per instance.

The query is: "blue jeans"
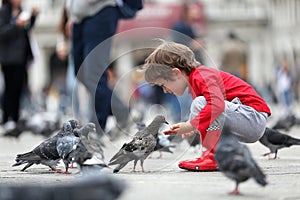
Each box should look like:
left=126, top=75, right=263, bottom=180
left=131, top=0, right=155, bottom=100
left=71, top=6, right=125, bottom=131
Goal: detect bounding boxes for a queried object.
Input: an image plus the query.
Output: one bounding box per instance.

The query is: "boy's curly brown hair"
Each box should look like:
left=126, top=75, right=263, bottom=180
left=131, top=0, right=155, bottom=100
left=143, top=40, right=200, bottom=84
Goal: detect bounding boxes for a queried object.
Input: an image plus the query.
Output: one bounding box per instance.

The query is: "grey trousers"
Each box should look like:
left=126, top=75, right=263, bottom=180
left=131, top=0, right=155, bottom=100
left=189, top=96, right=268, bottom=143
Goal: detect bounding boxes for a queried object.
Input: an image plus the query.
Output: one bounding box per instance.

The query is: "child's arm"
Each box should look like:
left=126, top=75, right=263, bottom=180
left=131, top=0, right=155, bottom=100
left=163, top=122, right=195, bottom=135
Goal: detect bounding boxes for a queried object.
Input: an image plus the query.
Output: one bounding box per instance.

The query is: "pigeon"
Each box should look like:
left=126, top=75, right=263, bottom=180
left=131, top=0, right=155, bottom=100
left=56, top=131, right=81, bottom=174
left=25, top=111, right=62, bottom=137
left=68, top=140, right=93, bottom=168
left=60, top=123, right=106, bottom=174
left=0, top=173, right=126, bottom=200
left=12, top=119, right=80, bottom=172
left=152, top=133, right=176, bottom=158
left=259, top=127, right=300, bottom=159
left=272, top=114, right=300, bottom=131
left=109, top=115, right=168, bottom=173
left=2, top=119, right=27, bottom=138
left=58, top=122, right=104, bottom=173
left=136, top=122, right=176, bottom=158
left=73, top=123, right=105, bottom=162
left=215, top=126, right=268, bottom=195
left=185, top=130, right=201, bottom=153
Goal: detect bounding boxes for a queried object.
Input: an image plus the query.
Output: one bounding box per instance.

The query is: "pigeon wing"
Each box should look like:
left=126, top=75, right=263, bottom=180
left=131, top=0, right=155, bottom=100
left=81, top=131, right=104, bottom=160
left=33, top=136, right=61, bottom=160
left=56, top=134, right=80, bottom=159
left=108, top=140, right=140, bottom=166
left=265, top=129, right=289, bottom=145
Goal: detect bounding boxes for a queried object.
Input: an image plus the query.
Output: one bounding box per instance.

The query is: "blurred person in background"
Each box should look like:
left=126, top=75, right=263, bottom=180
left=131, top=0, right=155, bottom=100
left=66, top=0, right=142, bottom=136
left=275, top=57, right=294, bottom=118
left=46, top=41, right=69, bottom=114
left=170, top=2, right=205, bottom=122
left=221, top=31, right=248, bottom=82
left=0, top=0, right=39, bottom=131
left=171, top=2, right=205, bottom=64
left=56, top=5, right=90, bottom=122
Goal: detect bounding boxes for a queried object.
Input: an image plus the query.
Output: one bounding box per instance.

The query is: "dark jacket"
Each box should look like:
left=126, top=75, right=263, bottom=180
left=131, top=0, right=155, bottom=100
left=0, top=4, right=37, bottom=65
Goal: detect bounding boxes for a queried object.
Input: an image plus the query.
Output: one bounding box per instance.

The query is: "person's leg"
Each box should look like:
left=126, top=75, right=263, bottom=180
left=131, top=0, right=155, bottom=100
left=71, top=22, right=89, bottom=123
left=10, top=64, right=26, bottom=122
left=71, top=23, right=84, bottom=77
left=178, top=96, right=223, bottom=171
left=111, top=92, right=130, bottom=129
left=80, top=7, right=119, bottom=133
left=1, top=64, right=14, bottom=123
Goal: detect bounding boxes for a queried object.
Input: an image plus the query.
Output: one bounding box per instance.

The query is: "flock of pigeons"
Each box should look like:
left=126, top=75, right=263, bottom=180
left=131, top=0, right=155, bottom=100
left=12, top=119, right=105, bottom=174
left=2, top=111, right=62, bottom=138
left=4, top=114, right=300, bottom=197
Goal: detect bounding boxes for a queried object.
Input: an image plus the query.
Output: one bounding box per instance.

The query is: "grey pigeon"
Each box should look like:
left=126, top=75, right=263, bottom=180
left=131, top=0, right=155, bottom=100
left=0, top=173, right=126, bottom=200
left=259, top=127, right=300, bottom=159
left=109, top=115, right=168, bottom=173
left=69, top=140, right=93, bottom=168
left=12, top=119, right=79, bottom=172
left=186, top=130, right=201, bottom=147
left=272, top=114, right=299, bottom=131
left=2, top=119, right=27, bottom=138
left=56, top=131, right=80, bottom=174
left=215, top=126, right=268, bottom=195
left=73, top=123, right=105, bottom=162
left=67, top=123, right=105, bottom=173
left=26, top=111, right=62, bottom=137
left=152, top=133, right=176, bottom=158
left=136, top=122, right=176, bottom=158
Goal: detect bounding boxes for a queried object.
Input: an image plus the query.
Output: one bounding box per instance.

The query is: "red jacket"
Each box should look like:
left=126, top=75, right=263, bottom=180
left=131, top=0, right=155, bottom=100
left=188, top=66, right=271, bottom=138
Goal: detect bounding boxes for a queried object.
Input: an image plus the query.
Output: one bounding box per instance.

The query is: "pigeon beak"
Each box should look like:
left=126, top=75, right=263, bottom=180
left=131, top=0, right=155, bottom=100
left=165, top=121, right=169, bottom=125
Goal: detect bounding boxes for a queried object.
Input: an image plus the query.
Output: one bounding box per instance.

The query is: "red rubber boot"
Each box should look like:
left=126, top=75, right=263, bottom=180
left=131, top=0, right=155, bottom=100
left=178, top=129, right=221, bottom=171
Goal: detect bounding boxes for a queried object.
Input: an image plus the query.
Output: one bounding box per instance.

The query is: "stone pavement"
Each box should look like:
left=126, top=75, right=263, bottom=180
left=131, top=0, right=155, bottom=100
left=1, top=122, right=300, bottom=200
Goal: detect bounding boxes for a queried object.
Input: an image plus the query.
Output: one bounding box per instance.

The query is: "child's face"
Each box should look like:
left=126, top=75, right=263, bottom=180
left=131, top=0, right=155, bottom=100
left=155, top=69, right=188, bottom=96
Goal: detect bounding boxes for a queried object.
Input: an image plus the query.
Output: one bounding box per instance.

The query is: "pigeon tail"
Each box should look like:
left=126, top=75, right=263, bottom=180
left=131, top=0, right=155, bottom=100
left=113, top=163, right=128, bottom=173
left=108, top=155, right=132, bottom=166
left=253, top=173, right=268, bottom=187
left=287, top=137, right=300, bottom=146
left=109, top=144, right=127, bottom=162
left=13, top=151, right=40, bottom=166
left=251, top=167, right=268, bottom=187
left=159, top=147, right=174, bottom=153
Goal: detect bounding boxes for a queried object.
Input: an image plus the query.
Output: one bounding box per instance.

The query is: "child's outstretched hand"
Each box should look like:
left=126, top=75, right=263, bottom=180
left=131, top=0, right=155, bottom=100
left=163, top=122, right=194, bottom=135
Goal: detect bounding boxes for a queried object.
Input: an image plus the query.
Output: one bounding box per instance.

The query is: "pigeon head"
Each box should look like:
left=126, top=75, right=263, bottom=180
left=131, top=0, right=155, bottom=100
left=153, top=115, right=169, bottom=125
left=63, top=121, right=73, bottom=132
left=147, top=115, right=169, bottom=136
left=84, top=123, right=96, bottom=132
left=75, top=123, right=96, bottom=137
left=69, top=119, right=80, bottom=129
